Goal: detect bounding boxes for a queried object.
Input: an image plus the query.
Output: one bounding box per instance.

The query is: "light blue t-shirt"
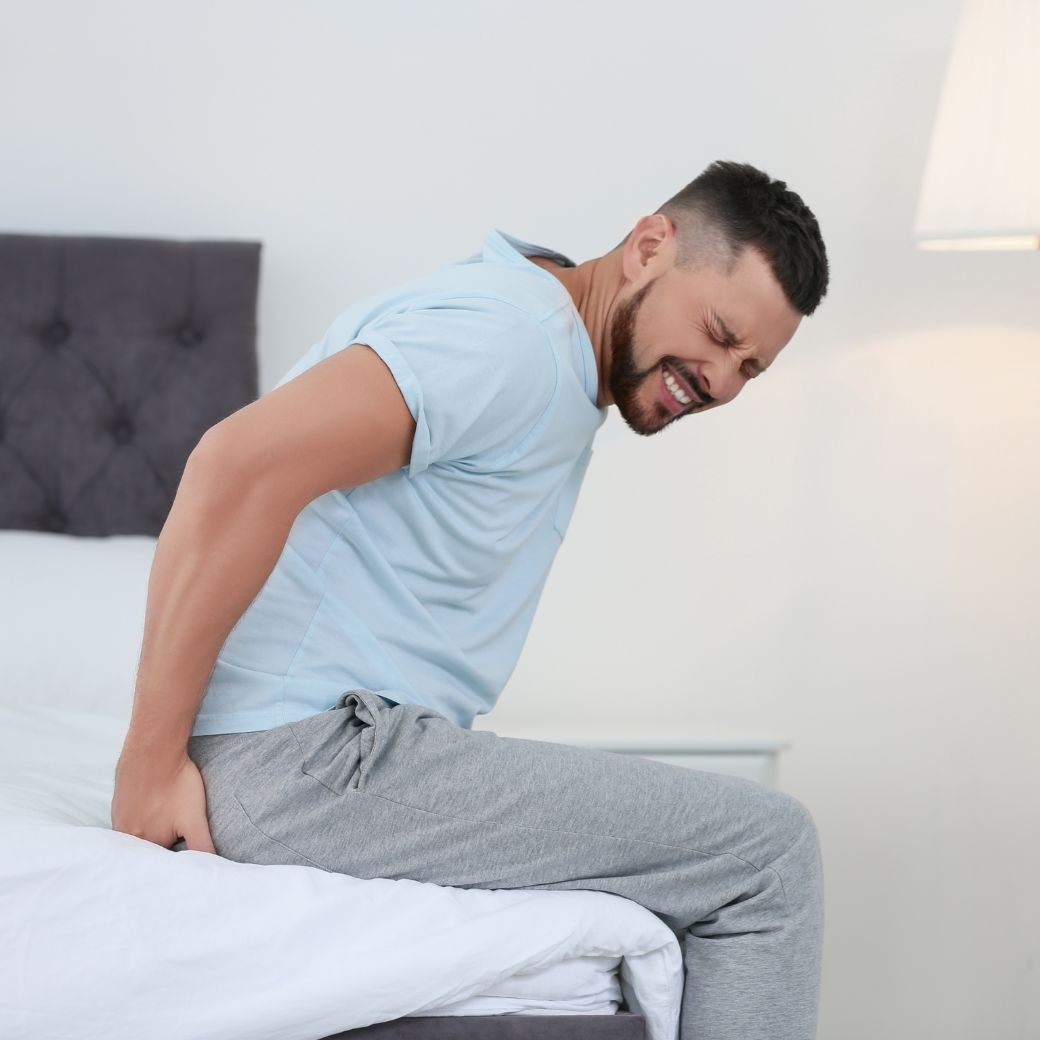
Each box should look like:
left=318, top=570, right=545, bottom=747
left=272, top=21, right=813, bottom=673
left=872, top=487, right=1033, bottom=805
left=191, top=229, right=607, bottom=736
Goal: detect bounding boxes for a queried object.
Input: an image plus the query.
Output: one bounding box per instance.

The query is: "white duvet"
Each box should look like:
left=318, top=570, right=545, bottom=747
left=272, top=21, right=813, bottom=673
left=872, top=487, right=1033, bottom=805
left=0, top=532, right=684, bottom=1040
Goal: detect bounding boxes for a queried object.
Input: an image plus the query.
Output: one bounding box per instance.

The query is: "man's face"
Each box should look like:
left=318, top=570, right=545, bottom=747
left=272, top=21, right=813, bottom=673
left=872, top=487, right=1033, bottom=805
left=607, top=243, right=804, bottom=436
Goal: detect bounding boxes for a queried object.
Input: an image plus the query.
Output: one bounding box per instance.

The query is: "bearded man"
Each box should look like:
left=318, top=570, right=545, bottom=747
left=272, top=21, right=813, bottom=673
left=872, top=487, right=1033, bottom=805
left=113, top=158, right=830, bottom=1040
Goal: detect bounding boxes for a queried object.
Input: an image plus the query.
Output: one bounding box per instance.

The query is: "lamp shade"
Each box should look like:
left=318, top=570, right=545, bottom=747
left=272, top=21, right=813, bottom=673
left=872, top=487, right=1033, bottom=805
left=913, top=0, right=1040, bottom=250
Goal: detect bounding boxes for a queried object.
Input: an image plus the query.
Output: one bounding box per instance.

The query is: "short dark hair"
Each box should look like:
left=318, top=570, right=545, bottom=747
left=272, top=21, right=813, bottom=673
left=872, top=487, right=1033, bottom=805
left=620, top=160, right=830, bottom=316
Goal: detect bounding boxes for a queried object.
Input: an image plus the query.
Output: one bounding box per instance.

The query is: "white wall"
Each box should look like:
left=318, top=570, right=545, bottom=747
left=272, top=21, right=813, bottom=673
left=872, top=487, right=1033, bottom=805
left=2, top=1, right=1036, bottom=1036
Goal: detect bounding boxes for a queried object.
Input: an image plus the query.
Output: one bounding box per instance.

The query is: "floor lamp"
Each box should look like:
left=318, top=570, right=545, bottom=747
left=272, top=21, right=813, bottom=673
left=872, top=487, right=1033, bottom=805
left=913, top=0, right=1039, bottom=252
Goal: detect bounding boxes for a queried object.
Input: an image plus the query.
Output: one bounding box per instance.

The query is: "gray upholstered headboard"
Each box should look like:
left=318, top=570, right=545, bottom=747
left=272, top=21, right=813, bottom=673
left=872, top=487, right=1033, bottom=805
left=0, top=233, right=261, bottom=537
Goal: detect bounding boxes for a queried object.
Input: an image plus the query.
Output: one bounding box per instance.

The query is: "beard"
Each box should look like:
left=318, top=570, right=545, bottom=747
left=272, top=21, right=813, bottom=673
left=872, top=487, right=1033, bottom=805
left=607, top=277, right=704, bottom=437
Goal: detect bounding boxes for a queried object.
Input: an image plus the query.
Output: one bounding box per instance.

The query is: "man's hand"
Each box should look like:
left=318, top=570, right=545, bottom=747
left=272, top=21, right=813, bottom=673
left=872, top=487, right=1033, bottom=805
left=111, top=746, right=217, bottom=854
left=108, top=342, right=415, bottom=855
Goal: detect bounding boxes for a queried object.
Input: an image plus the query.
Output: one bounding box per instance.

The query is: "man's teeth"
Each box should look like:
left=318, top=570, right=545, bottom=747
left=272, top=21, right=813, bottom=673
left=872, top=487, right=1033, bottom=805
left=664, top=370, right=692, bottom=406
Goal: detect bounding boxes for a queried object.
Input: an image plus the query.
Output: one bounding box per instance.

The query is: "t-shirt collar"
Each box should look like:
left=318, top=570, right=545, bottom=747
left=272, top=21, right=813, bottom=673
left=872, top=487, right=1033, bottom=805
left=483, top=228, right=577, bottom=271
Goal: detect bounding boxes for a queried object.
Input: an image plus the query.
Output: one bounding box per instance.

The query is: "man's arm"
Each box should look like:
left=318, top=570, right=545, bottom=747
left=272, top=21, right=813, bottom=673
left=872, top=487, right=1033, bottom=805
left=111, top=343, right=416, bottom=851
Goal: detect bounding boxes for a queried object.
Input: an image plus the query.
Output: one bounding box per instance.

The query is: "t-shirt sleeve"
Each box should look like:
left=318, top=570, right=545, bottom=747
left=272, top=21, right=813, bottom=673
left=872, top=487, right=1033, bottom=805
left=352, top=301, right=558, bottom=478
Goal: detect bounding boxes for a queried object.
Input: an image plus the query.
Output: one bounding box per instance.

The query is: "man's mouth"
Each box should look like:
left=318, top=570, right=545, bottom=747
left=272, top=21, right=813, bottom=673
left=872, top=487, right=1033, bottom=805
left=660, top=363, right=702, bottom=413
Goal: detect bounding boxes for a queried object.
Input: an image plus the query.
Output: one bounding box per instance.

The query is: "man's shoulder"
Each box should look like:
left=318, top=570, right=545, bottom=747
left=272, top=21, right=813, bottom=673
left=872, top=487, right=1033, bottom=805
left=350, top=266, right=564, bottom=391
left=302, top=257, right=571, bottom=401
left=392, top=253, right=572, bottom=327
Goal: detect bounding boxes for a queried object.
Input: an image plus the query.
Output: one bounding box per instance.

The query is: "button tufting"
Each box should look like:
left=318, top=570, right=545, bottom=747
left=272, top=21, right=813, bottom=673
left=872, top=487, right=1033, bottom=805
left=43, top=510, right=67, bottom=532
left=112, top=418, right=134, bottom=443
left=177, top=324, right=203, bottom=347
left=43, top=319, right=70, bottom=346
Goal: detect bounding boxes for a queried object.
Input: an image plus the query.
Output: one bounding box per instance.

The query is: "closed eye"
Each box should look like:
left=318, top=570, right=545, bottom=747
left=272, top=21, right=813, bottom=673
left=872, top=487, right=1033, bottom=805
left=709, top=328, right=755, bottom=378
left=709, top=327, right=766, bottom=380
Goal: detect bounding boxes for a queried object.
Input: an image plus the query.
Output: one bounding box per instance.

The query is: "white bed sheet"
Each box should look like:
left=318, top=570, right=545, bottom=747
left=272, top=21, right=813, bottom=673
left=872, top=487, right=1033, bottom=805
left=0, top=532, right=684, bottom=1040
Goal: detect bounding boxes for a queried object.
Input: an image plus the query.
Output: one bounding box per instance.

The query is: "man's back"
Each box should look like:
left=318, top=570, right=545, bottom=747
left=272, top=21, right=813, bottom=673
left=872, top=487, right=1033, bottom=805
left=190, top=229, right=607, bottom=737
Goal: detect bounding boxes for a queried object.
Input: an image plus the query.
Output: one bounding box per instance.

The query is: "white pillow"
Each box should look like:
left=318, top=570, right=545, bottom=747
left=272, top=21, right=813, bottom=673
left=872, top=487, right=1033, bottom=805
left=0, top=530, right=157, bottom=717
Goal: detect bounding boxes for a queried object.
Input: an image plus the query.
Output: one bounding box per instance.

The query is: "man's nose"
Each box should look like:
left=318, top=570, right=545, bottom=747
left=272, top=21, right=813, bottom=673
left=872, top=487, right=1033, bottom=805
left=700, top=356, right=744, bottom=405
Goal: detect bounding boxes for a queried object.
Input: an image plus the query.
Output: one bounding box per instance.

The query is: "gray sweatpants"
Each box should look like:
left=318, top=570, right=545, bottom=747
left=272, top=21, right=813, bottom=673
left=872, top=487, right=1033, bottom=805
left=187, top=690, right=824, bottom=1039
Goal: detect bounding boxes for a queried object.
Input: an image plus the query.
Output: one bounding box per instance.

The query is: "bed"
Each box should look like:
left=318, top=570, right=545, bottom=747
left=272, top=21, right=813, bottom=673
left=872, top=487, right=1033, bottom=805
left=0, top=232, right=682, bottom=1040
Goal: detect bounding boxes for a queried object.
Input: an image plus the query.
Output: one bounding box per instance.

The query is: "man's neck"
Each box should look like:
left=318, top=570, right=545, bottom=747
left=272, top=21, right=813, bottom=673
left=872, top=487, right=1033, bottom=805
left=526, top=253, right=621, bottom=408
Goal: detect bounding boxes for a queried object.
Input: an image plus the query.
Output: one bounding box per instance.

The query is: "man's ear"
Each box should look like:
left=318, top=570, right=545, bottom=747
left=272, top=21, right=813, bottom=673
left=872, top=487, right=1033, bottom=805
left=622, top=214, right=673, bottom=284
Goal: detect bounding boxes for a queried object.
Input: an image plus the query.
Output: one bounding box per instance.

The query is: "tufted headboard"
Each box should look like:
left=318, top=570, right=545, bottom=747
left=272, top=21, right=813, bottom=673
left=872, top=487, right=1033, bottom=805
left=0, top=233, right=261, bottom=538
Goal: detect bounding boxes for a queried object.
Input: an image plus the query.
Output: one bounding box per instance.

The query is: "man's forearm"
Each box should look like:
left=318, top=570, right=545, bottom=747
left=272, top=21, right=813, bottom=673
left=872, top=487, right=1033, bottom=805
left=121, top=438, right=297, bottom=764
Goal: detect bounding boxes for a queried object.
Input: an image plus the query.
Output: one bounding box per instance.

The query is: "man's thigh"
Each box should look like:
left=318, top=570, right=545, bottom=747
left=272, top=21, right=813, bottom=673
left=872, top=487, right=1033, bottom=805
left=192, top=691, right=810, bottom=922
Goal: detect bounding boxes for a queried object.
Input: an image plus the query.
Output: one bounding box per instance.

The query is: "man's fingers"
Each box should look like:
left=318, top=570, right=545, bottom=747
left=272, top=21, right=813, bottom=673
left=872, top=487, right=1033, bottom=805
left=179, top=756, right=217, bottom=854
left=111, top=753, right=218, bottom=854
left=180, top=819, right=217, bottom=855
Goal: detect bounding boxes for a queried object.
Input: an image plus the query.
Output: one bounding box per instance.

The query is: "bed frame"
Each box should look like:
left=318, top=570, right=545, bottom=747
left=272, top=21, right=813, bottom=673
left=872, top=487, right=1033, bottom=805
left=331, top=1014, right=645, bottom=1037
left=0, top=231, right=648, bottom=1039
left=0, top=232, right=260, bottom=536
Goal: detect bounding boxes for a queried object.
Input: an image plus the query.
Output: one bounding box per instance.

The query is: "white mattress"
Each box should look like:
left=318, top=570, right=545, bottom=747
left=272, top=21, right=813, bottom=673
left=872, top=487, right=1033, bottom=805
left=0, top=530, right=683, bottom=1040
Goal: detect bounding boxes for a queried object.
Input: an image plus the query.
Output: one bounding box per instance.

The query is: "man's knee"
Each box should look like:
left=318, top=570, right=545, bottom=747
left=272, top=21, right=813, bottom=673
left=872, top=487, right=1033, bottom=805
left=762, top=789, right=824, bottom=896
left=739, top=782, right=822, bottom=868
left=726, top=777, right=818, bottom=837
left=771, top=790, right=819, bottom=840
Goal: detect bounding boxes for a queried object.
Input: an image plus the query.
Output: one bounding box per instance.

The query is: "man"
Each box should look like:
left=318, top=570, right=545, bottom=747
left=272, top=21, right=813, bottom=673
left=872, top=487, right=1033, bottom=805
left=112, top=159, right=829, bottom=1040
